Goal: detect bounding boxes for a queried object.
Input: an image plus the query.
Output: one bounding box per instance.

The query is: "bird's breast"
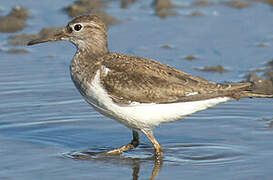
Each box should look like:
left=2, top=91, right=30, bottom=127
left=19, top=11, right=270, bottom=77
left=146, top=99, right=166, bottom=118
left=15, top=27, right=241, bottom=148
left=70, top=65, right=110, bottom=109
left=70, top=71, right=88, bottom=98
left=70, top=59, right=96, bottom=97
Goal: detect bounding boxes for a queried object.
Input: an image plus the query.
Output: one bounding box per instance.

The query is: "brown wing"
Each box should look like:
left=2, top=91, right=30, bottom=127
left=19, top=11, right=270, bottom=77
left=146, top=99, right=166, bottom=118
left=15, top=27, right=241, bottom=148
left=99, top=53, right=251, bottom=104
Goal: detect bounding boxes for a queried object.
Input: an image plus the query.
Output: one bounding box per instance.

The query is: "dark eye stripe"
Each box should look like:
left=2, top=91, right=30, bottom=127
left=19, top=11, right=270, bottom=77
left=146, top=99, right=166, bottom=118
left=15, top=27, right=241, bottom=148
left=66, top=25, right=73, bottom=33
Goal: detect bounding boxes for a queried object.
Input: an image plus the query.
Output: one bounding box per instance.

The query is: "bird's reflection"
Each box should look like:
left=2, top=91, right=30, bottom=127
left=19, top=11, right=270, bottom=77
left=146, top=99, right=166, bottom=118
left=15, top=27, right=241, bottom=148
left=149, top=158, right=162, bottom=180
left=129, top=158, right=162, bottom=180
left=131, top=157, right=162, bottom=180
left=132, top=162, right=140, bottom=180
left=63, top=142, right=244, bottom=179
left=63, top=148, right=163, bottom=180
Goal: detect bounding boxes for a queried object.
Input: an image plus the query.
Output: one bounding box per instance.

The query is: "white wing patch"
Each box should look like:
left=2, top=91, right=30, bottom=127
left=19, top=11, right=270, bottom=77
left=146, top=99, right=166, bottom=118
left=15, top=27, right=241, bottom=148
left=101, top=65, right=111, bottom=76
left=186, top=92, right=199, bottom=96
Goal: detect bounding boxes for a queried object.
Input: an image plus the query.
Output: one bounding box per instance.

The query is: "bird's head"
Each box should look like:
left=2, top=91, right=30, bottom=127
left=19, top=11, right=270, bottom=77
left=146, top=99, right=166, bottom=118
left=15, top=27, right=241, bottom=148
left=28, top=14, right=109, bottom=56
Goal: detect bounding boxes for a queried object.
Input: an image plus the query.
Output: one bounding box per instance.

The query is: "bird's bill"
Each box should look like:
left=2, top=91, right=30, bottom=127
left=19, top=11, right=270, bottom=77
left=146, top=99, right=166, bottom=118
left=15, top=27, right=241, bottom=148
left=27, top=27, right=67, bottom=46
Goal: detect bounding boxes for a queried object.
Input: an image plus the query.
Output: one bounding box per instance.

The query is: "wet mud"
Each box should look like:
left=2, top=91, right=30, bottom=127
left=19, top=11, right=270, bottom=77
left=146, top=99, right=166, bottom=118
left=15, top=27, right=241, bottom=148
left=243, top=59, right=273, bottom=94
left=64, top=0, right=118, bottom=26
left=152, top=0, right=178, bottom=18
left=184, top=55, right=197, bottom=61
left=226, top=0, right=251, bottom=9
left=198, top=65, right=228, bottom=73
left=0, top=6, right=30, bottom=33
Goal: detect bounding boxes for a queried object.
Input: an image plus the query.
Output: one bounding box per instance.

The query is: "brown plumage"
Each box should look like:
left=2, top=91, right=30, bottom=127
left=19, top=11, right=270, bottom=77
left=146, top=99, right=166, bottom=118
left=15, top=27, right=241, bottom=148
left=70, top=48, right=272, bottom=105
left=27, top=14, right=273, bottom=158
left=98, top=53, right=265, bottom=104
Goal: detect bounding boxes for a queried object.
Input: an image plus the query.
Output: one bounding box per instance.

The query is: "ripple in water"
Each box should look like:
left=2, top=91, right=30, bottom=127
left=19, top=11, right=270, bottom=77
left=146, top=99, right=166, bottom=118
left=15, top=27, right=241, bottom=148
left=163, top=143, right=246, bottom=165
left=62, top=143, right=246, bottom=165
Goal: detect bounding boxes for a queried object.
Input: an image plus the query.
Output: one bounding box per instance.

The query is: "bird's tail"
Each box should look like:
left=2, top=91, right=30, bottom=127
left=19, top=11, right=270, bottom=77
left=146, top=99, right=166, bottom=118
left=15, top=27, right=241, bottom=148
left=242, top=91, right=273, bottom=98
left=240, top=79, right=273, bottom=98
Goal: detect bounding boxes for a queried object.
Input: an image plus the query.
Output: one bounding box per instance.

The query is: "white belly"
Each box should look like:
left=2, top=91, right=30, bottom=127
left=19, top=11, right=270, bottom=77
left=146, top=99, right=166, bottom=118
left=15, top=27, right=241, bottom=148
left=73, top=70, right=231, bottom=130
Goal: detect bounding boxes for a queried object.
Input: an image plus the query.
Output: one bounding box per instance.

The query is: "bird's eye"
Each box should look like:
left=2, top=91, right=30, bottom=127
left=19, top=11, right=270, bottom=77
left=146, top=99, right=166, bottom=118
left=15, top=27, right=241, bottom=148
left=74, top=24, right=82, bottom=31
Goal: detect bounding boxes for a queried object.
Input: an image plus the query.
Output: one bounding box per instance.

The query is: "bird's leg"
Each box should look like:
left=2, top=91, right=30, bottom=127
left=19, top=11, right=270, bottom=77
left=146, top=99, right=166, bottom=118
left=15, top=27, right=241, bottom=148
left=104, top=130, right=139, bottom=155
left=142, top=129, right=163, bottom=159
left=131, top=153, right=163, bottom=180
left=150, top=157, right=163, bottom=180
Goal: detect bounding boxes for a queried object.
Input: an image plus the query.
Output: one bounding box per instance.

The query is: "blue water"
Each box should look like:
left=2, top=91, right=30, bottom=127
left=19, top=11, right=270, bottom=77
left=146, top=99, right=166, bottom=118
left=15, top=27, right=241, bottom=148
left=1, top=0, right=273, bottom=179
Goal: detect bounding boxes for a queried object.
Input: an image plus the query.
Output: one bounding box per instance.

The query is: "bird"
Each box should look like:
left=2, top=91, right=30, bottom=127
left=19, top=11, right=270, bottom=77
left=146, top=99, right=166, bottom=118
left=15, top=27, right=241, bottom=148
left=28, top=14, right=273, bottom=158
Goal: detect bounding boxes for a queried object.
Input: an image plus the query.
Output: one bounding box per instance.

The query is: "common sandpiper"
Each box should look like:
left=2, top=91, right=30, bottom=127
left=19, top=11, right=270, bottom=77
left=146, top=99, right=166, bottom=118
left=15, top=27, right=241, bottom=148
left=28, top=14, right=273, bottom=158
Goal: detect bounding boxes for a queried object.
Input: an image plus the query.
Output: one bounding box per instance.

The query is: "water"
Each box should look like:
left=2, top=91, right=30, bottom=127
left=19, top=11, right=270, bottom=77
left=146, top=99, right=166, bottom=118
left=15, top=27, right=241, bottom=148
left=1, top=0, right=273, bottom=179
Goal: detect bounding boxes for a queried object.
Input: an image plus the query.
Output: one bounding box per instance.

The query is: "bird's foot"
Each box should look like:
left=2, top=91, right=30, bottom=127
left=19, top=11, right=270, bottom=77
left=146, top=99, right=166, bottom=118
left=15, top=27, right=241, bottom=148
left=103, top=143, right=136, bottom=155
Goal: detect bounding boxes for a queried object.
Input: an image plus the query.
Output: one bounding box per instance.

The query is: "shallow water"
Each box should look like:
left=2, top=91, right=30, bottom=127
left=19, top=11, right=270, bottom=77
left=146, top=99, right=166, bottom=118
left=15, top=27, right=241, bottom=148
left=1, top=0, right=273, bottom=179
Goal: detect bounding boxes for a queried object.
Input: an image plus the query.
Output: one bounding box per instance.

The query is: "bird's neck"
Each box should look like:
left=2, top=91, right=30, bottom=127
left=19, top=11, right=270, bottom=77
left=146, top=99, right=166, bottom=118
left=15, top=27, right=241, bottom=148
left=71, top=47, right=108, bottom=74
left=72, top=48, right=101, bottom=68
left=73, top=34, right=109, bottom=58
left=75, top=43, right=108, bottom=57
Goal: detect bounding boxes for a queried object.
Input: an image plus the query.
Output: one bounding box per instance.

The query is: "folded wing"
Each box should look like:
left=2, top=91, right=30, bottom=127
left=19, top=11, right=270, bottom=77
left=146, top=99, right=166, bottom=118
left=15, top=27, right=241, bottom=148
left=99, top=53, right=251, bottom=104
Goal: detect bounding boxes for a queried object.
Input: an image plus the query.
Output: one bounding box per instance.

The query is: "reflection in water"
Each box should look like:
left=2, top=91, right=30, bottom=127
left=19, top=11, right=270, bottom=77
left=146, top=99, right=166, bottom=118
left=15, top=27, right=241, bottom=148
left=257, top=117, right=273, bottom=129
left=150, top=159, right=162, bottom=180
left=63, top=143, right=244, bottom=179
left=132, top=162, right=140, bottom=180
left=63, top=149, right=163, bottom=180
left=131, top=158, right=162, bottom=180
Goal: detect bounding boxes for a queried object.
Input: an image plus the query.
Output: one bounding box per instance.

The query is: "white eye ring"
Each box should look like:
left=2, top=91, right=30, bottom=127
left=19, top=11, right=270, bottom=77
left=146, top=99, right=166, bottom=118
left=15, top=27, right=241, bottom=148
left=74, top=24, right=83, bottom=31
